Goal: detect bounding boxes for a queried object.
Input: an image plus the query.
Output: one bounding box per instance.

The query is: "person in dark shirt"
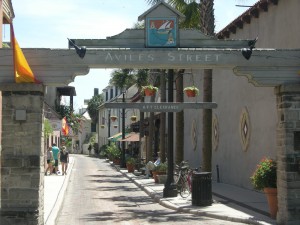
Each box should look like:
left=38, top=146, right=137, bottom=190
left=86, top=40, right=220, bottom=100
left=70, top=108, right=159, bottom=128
left=59, top=146, right=69, bottom=175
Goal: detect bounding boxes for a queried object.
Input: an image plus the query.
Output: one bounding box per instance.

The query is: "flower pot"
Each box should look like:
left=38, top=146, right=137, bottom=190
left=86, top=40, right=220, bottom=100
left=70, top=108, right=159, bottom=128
left=113, top=125, right=118, bottom=128
left=113, top=158, right=120, bottom=165
left=131, top=116, right=137, bottom=122
left=157, top=174, right=167, bottom=184
left=127, top=164, right=135, bottom=173
left=101, top=125, right=105, bottom=129
left=264, top=187, right=278, bottom=219
left=152, top=171, right=166, bottom=183
left=144, top=88, right=156, bottom=96
left=185, top=89, right=197, bottom=97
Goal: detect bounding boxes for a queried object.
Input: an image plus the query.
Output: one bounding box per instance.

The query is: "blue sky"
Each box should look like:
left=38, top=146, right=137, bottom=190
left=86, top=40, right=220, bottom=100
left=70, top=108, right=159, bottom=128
left=4, top=0, right=257, bottom=111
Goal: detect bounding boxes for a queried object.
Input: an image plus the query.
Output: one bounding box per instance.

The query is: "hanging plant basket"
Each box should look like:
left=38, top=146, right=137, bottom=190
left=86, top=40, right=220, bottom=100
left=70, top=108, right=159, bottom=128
left=101, top=125, right=105, bottom=129
left=131, top=116, right=137, bottom=122
left=113, top=125, right=118, bottom=128
left=110, top=116, right=117, bottom=122
left=184, top=86, right=199, bottom=97
left=142, top=85, right=158, bottom=96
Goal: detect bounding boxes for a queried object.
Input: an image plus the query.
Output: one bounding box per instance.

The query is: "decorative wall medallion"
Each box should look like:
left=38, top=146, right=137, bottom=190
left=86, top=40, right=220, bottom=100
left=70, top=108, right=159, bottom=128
left=212, top=114, right=219, bottom=151
left=191, top=119, right=197, bottom=151
left=239, top=107, right=251, bottom=151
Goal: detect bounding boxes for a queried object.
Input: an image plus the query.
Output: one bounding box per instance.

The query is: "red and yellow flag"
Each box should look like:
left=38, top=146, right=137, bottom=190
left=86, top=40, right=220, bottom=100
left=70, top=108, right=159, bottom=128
left=10, top=23, right=41, bottom=83
left=62, top=117, right=69, bottom=136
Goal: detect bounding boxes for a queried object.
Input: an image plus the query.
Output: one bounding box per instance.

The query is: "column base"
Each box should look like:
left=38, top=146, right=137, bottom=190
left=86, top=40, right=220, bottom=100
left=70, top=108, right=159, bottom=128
left=163, top=183, right=178, bottom=198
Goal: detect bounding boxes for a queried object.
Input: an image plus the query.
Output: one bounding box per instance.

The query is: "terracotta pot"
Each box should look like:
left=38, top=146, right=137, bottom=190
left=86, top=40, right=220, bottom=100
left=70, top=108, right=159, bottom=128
left=264, top=187, right=278, bottom=219
left=152, top=171, right=166, bottom=183
left=110, top=116, right=117, bottom=122
left=157, top=174, right=167, bottom=184
left=113, top=158, right=120, bottom=165
left=185, top=89, right=197, bottom=97
left=127, top=164, right=135, bottom=173
left=144, top=88, right=156, bottom=96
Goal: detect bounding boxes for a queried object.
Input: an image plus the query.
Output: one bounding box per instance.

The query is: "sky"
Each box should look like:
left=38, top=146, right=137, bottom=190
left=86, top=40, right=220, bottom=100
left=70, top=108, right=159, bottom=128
left=4, top=0, right=258, bottom=112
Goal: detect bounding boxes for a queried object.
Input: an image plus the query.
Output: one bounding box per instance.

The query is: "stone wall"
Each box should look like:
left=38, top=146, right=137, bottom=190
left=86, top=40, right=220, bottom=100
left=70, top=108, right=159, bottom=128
left=275, top=84, right=300, bottom=224
left=0, top=84, right=44, bottom=225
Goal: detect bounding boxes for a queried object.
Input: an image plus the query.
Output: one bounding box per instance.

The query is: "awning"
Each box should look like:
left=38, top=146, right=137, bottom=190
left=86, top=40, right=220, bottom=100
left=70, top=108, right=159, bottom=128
left=117, top=132, right=140, bottom=142
left=108, top=132, right=122, bottom=141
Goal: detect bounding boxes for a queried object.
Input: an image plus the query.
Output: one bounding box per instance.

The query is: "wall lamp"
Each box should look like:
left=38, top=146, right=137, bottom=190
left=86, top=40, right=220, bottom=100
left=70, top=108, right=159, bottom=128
left=242, top=37, right=258, bottom=60
left=67, top=38, right=86, bottom=59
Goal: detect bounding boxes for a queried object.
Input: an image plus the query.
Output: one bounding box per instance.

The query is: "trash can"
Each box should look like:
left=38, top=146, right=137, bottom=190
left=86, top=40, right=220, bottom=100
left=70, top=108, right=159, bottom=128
left=192, top=172, right=212, bottom=206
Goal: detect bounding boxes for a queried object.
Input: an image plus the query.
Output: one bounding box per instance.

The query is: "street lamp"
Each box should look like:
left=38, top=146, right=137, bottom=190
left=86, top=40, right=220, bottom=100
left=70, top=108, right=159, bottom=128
left=120, top=91, right=126, bottom=168
left=108, top=109, right=111, bottom=144
left=163, top=69, right=178, bottom=197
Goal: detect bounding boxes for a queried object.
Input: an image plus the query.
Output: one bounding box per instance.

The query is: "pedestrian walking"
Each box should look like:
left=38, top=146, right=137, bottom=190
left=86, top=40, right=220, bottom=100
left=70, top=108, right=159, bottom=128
left=45, top=146, right=54, bottom=176
left=59, top=146, right=69, bottom=175
left=52, top=143, right=60, bottom=174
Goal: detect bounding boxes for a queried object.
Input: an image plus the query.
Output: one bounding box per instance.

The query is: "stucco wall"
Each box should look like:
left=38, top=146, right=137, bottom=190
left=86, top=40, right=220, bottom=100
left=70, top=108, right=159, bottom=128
left=183, top=0, right=299, bottom=189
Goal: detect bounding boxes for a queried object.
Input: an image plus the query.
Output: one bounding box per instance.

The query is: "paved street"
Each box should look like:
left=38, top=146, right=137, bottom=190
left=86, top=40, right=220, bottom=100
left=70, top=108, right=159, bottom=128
left=56, top=155, right=246, bottom=225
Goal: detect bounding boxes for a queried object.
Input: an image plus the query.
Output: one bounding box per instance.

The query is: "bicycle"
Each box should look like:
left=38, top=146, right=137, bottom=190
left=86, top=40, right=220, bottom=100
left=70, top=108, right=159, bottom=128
left=174, top=161, right=199, bottom=198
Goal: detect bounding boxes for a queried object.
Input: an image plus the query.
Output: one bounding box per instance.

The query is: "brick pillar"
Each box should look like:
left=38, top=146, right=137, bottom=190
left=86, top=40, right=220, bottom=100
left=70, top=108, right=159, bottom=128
left=275, top=84, right=300, bottom=225
left=0, top=84, right=44, bottom=225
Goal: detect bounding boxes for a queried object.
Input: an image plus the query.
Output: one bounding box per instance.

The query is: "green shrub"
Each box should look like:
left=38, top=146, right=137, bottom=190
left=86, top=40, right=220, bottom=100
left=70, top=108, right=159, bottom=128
left=106, top=143, right=121, bottom=160
left=153, top=162, right=167, bottom=172
left=126, top=157, right=136, bottom=166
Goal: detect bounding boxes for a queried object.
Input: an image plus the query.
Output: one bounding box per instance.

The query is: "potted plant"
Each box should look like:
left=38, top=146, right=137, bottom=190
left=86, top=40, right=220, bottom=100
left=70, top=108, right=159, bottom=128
left=107, top=143, right=121, bottom=165
left=250, top=157, right=277, bottom=219
left=110, top=115, right=117, bottom=122
left=142, top=85, right=158, bottom=96
left=100, top=125, right=105, bottom=129
left=152, top=162, right=167, bottom=183
left=126, top=157, right=136, bottom=173
left=113, top=125, right=118, bottom=128
left=183, top=86, right=199, bottom=97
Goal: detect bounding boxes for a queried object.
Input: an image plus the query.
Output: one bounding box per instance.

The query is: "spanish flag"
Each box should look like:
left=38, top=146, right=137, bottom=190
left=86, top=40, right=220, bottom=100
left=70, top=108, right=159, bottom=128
left=62, top=117, right=69, bottom=136
left=10, top=23, right=41, bottom=83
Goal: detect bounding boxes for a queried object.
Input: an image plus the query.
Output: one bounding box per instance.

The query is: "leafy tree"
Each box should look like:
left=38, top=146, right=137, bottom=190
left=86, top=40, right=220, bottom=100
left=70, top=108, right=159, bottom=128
left=87, top=94, right=104, bottom=124
left=44, top=119, right=53, bottom=139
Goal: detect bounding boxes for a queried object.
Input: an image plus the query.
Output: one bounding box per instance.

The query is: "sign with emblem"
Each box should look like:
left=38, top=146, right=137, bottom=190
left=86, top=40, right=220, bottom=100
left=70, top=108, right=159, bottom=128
left=147, top=18, right=177, bottom=47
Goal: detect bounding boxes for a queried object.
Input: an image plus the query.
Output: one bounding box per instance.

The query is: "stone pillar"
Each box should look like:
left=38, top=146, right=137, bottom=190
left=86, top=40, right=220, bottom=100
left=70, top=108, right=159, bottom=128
left=275, top=84, right=300, bottom=225
left=0, top=84, right=44, bottom=225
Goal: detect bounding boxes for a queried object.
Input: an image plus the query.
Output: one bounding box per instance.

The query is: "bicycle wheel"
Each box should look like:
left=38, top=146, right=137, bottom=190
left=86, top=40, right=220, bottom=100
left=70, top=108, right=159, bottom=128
left=180, top=176, right=190, bottom=198
left=173, top=171, right=180, bottom=184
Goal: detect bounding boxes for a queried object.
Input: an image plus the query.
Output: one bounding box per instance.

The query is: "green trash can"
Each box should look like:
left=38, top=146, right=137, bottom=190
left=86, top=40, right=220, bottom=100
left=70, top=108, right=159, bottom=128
left=192, top=172, right=212, bottom=206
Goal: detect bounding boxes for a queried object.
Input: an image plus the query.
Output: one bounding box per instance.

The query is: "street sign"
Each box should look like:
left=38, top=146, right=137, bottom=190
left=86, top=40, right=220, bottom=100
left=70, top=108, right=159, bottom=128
left=104, top=102, right=217, bottom=112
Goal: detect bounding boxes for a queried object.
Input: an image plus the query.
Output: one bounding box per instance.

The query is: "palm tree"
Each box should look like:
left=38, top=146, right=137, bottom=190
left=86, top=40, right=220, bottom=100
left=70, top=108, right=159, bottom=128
left=199, top=0, right=215, bottom=172
left=160, top=70, right=167, bottom=163
left=146, top=0, right=204, bottom=165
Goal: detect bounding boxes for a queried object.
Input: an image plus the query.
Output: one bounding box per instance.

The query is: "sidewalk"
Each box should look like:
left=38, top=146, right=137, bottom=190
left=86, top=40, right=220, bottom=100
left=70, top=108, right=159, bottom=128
left=44, top=157, right=276, bottom=225
left=115, top=163, right=276, bottom=225
left=44, top=157, right=75, bottom=225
